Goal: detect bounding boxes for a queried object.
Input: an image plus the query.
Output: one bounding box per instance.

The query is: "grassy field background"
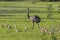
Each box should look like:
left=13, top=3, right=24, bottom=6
left=0, top=2, right=60, bottom=40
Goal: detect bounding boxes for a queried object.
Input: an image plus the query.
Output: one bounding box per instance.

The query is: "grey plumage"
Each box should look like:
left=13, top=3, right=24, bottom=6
left=27, top=8, right=41, bottom=30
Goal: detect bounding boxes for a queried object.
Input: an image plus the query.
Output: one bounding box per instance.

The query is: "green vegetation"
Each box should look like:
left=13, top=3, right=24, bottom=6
left=0, top=0, right=60, bottom=2
left=0, top=2, right=60, bottom=40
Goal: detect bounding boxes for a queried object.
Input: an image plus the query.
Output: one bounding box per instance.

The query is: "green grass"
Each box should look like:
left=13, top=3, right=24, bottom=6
left=0, top=2, right=60, bottom=40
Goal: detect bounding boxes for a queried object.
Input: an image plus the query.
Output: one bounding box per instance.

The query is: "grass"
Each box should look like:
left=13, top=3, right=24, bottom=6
left=0, top=2, right=60, bottom=40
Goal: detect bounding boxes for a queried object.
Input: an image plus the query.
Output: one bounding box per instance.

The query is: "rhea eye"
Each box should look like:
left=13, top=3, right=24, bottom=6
left=27, top=8, right=41, bottom=30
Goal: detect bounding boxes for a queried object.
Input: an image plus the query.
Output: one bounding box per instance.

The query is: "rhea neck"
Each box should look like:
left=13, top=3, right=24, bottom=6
left=27, top=8, right=30, bottom=19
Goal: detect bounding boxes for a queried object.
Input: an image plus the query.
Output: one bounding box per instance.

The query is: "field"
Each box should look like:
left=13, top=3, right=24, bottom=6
left=0, top=2, right=60, bottom=40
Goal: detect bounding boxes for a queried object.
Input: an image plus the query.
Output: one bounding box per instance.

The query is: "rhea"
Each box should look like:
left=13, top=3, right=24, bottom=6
left=27, top=8, right=41, bottom=30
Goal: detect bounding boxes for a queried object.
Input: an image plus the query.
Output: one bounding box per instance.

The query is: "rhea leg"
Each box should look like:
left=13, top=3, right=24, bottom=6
left=32, top=21, right=34, bottom=30
left=37, top=23, right=40, bottom=30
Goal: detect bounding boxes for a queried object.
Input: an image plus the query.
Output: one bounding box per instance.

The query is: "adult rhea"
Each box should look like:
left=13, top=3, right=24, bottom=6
left=27, top=8, right=41, bottom=30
